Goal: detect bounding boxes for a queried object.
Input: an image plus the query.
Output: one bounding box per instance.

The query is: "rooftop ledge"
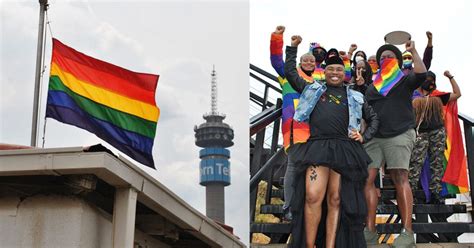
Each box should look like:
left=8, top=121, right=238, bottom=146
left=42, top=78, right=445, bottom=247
left=0, top=147, right=245, bottom=248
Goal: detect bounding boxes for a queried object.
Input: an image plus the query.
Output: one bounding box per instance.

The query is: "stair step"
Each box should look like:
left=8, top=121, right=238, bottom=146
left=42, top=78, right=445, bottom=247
left=260, top=204, right=285, bottom=215
left=377, top=204, right=466, bottom=214
left=380, top=189, right=457, bottom=200
left=250, top=244, right=288, bottom=248
left=380, top=189, right=426, bottom=200
left=251, top=222, right=474, bottom=236
left=376, top=222, right=474, bottom=234
left=260, top=204, right=467, bottom=215
left=270, top=189, right=457, bottom=201
left=250, top=223, right=291, bottom=234
left=271, top=189, right=284, bottom=199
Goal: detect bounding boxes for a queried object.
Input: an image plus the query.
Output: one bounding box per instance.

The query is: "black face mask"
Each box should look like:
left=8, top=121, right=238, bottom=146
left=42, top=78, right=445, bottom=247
left=421, top=80, right=436, bottom=91
left=314, top=52, right=326, bottom=63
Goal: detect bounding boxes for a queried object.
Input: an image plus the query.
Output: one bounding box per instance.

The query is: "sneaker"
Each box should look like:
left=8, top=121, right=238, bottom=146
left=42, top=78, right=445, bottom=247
left=392, top=228, right=415, bottom=248
left=281, top=206, right=292, bottom=222
left=364, top=228, right=378, bottom=245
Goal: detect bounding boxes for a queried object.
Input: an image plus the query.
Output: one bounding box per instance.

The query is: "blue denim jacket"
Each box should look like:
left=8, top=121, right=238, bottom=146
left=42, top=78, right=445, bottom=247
left=294, top=81, right=365, bottom=135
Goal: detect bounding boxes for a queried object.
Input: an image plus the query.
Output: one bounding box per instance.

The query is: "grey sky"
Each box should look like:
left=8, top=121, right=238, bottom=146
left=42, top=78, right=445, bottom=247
left=1, top=0, right=249, bottom=244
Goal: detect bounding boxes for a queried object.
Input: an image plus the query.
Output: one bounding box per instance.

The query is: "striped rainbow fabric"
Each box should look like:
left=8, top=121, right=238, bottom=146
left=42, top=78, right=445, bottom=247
left=343, top=56, right=351, bottom=82
left=312, top=67, right=325, bottom=81
left=46, top=38, right=159, bottom=168
left=372, top=58, right=404, bottom=96
left=440, top=97, right=469, bottom=194
left=414, top=90, right=469, bottom=197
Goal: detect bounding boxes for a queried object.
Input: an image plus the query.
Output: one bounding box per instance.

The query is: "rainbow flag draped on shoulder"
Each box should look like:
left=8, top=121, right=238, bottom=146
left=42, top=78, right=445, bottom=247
left=46, top=38, right=160, bottom=168
left=415, top=90, right=469, bottom=197
left=438, top=94, right=469, bottom=194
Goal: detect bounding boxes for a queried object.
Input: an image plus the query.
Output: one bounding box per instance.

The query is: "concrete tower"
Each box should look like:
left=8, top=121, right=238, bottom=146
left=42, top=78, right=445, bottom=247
left=194, top=66, right=234, bottom=223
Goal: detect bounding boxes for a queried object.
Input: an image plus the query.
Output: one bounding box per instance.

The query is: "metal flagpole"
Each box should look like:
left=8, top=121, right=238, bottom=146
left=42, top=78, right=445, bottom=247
left=30, top=0, right=48, bottom=147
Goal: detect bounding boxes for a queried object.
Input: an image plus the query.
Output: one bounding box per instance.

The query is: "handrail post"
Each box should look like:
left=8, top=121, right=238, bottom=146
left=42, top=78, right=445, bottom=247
left=462, top=121, right=474, bottom=207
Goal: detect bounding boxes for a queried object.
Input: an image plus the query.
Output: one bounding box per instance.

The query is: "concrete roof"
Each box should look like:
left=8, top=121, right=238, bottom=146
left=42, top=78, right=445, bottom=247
left=0, top=147, right=245, bottom=248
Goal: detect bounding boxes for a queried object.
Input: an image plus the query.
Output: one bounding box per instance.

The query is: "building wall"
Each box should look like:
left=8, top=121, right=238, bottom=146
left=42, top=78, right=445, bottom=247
left=0, top=195, right=169, bottom=248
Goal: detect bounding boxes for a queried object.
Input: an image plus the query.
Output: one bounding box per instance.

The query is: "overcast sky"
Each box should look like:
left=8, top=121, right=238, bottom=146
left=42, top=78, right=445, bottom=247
left=0, top=0, right=249, bottom=244
left=250, top=0, right=474, bottom=120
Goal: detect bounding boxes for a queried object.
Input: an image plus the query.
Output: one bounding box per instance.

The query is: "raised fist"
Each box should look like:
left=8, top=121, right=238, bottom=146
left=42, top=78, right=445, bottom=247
left=426, top=31, right=433, bottom=40
left=349, top=44, right=357, bottom=53
left=405, top=40, right=415, bottom=52
left=291, top=35, right=302, bottom=47
left=444, top=70, right=453, bottom=78
left=274, top=26, right=285, bottom=35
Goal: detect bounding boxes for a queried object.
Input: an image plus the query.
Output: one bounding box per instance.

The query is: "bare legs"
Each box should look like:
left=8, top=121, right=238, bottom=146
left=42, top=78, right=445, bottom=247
left=390, top=169, right=413, bottom=231
left=325, top=170, right=341, bottom=247
left=365, top=168, right=413, bottom=232
left=305, top=165, right=341, bottom=248
left=364, top=168, right=379, bottom=232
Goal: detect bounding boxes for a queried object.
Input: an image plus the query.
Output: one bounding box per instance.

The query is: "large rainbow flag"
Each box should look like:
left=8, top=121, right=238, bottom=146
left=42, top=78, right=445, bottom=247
left=46, top=38, right=160, bottom=168
left=417, top=90, right=469, bottom=198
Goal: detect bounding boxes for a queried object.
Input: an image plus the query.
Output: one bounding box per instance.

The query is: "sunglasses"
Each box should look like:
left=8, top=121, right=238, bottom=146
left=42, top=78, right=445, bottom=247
left=403, top=56, right=412, bottom=60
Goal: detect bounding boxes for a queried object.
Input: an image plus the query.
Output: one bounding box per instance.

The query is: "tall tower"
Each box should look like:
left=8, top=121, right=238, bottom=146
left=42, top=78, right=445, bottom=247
left=194, top=66, right=234, bottom=223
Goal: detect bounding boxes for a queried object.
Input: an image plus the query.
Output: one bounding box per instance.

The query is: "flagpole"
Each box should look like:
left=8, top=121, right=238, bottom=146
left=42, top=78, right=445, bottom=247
left=30, top=0, right=48, bottom=147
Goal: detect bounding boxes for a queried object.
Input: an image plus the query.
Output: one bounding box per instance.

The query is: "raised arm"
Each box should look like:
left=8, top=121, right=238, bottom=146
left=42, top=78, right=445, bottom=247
left=444, top=70, right=461, bottom=102
left=407, top=41, right=426, bottom=74
left=423, top=31, right=433, bottom=70
left=406, top=40, right=427, bottom=89
left=270, top=26, right=286, bottom=77
left=284, top=35, right=308, bottom=93
left=347, top=43, right=357, bottom=63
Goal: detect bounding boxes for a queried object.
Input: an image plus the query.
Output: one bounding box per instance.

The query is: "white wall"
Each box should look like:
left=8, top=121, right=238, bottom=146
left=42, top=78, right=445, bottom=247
left=0, top=195, right=169, bottom=248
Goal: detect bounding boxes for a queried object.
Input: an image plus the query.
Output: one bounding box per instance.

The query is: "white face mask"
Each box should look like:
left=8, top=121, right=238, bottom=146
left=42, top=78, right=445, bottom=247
left=355, top=56, right=364, bottom=63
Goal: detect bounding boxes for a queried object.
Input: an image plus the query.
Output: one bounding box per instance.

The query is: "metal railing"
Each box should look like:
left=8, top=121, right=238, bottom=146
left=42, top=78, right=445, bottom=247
left=249, top=64, right=285, bottom=232
left=248, top=63, right=474, bottom=242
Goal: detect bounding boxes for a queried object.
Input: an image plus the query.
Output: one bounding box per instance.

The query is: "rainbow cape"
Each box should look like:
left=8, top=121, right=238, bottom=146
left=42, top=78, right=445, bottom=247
left=343, top=56, right=351, bottom=82
left=46, top=38, right=160, bottom=168
left=373, top=58, right=404, bottom=96
left=312, top=67, right=325, bottom=81
left=415, top=90, right=469, bottom=197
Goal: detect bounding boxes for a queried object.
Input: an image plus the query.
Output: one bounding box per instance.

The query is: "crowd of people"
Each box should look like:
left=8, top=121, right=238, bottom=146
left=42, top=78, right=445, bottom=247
left=268, top=26, right=462, bottom=248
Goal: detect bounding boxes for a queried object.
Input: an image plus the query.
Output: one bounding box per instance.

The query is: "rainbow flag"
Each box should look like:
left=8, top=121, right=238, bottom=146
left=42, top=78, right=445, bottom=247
left=373, top=58, right=404, bottom=96
left=46, top=38, right=160, bottom=168
left=439, top=95, right=469, bottom=193
left=343, top=56, right=351, bottom=82
left=416, top=90, right=469, bottom=196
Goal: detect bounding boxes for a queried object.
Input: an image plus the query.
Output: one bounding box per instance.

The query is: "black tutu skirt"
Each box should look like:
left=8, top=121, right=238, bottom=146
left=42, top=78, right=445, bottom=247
left=291, top=137, right=372, bottom=180
left=288, top=138, right=370, bottom=248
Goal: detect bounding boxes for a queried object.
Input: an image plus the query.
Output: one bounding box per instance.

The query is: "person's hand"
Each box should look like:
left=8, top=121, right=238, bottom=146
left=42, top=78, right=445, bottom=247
left=274, top=26, right=285, bottom=35
left=405, top=40, right=416, bottom=52
left=444, top=70, right=453, bottom=78
left=348, top=44, right=357, bottom=54
left=291, top=35, right=302, bottom=47
left=355, top=68, right=365, bottom=85
left=349, top=129, right=364, bottom=143
left=426, top=31, right=433, bottom=40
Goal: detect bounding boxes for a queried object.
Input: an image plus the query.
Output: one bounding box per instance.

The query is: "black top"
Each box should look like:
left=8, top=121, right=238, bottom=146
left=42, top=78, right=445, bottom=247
left=418, top=93, right=450, bottom=133
left=310, top=85, right=349, bottom=139
left=365, top=71, right=427, bottom=138
left=284, top=45, right=380, bottom=143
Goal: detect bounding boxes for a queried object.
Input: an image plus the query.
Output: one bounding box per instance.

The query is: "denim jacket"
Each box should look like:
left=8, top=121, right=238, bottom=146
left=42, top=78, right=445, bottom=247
left=294, top=81, right=365, bottom=136
left=285, top=46, right=378, bottom=142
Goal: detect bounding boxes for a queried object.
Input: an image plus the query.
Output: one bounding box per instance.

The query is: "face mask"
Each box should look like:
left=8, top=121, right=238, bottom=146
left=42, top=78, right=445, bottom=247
left=368, top=61, right=378, bottom=73
left=380, top=58, right=400, bottom=69
left=314, top=53, right=326, bottom=63
left=355, top=56, right=364, bottom=63
left=421, top=80, right=436, bottom=91
left=403, top=59, right=413, bottom=69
